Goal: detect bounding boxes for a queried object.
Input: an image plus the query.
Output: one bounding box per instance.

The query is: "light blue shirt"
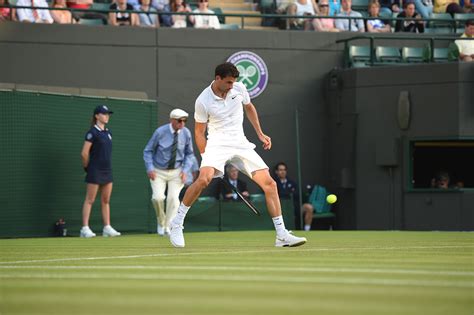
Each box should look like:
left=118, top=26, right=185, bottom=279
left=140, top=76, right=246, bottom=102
left=143, top=123, right=194, bottom=173
left=335, top=10, right=365, bottom=32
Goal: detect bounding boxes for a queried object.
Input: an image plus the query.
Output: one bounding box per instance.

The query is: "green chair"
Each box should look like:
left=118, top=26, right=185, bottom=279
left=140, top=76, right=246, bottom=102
left=351, top=0, right=369, bottom=11
left=220, top=23, right=240, bottom=30
left=78, top=18, right=105, bottom=25
left=428, top=12, right=454, bottom=29
left=453, top=13, right=474, bottom=28
left=211, top=7, right=225, bottom=24
left=249, top=194, right=265, bottom=202
left=424, top=27, right=453, bottom=34
left=307, top=185, right=336, bottom=229
left=433, top=47, right=449, bottom=62
left=348, top=45, right=371, bottom=67
left=402, top=47, right=425, bottom=63
left=375, top=46, right=401, bottom=63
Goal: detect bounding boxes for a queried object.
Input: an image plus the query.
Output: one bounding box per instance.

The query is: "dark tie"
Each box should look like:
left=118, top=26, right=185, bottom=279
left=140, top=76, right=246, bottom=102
left=167, top=131, right=178, bottom=169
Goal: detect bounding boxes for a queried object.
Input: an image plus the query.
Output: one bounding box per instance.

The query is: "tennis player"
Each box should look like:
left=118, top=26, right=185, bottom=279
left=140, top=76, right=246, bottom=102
left=169, top=62, right=307, bottom=248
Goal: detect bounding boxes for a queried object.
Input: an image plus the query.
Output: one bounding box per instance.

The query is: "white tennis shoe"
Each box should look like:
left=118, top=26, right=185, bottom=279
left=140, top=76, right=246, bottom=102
left=80, top=226, right=96, bottom=238
left=170, top=224, right=185, bottom=248
left=103, top=225, right=121, bottom=237
left=275, top=230, right=307, bottom=247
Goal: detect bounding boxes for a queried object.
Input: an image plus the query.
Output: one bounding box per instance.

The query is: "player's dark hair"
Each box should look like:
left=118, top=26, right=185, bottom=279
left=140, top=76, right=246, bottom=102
left=466, top=19, right=474, bottom=27
left=215, top=62, right=240, bottom=79
left=403, top=1, right=414, bottom=8
left=274, top=162, right=288, bottom=172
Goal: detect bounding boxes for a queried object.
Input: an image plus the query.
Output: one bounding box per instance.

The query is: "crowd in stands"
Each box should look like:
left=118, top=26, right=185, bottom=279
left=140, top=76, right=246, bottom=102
left=0, top=0, right=221, bottom=28
left=267, top=0, right=472, bottom=33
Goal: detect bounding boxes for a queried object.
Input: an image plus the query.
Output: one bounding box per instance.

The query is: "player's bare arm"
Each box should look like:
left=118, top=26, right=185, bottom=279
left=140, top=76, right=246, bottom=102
left=195, top=122, right=208, bottom=154
left=244, top=102, right=271, bottom=150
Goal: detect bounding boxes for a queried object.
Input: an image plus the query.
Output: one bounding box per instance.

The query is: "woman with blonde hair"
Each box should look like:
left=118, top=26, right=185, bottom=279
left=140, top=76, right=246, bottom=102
left=366, top=1, right=391, bottom=32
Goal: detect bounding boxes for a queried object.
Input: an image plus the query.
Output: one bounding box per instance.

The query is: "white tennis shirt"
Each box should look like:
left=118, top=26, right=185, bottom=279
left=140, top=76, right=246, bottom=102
left=194, top=81, right=255, bottom=148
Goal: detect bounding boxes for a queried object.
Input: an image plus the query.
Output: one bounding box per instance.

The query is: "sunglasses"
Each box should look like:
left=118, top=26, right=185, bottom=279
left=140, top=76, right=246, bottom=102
left=199, top=0, right=208, bottom=2
left=176, top=119, right=187, bottom=123
left=319, top=4, right=329, bottom=7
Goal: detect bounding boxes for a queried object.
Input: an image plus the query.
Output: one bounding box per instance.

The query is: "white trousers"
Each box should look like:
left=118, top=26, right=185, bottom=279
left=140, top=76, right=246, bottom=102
left=150, top=168, right=184, bottom=229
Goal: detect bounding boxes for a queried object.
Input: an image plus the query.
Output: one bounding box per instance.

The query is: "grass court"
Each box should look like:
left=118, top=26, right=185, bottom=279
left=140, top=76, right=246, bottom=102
left=1, top=231, right=473, bottom=315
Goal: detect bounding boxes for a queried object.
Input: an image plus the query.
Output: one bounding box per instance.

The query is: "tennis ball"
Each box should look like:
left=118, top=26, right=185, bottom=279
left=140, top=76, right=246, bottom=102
left=326, top=194, right=337, bottom=204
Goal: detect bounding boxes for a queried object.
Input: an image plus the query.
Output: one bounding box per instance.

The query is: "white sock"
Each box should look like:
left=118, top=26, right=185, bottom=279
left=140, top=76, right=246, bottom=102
left=304, top=225, right=311, bottom=231
left=104, top=225, right=111, bottom=229
left=272, top=215, right=287, bottom=237
left=172, top=203, right=190, bottom=226
left=82, top=226, right=89, bottom=230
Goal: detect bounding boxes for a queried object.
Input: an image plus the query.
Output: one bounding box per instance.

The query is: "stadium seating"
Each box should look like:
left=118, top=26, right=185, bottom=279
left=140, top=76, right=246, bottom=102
left=375, top=46, right=402, bottom=63
left=348, top=45, right=371, bottom=67
left=428, top=13, right=453, bottom=29
left=351, top=0, right=369, bottom=11
left=402, top=47, right=425, bottom=63
left=90, top=2, right=110, bottom=13
left=211, top=7, right=225, bottom=24
left=79, top=18, right=105, bottom=25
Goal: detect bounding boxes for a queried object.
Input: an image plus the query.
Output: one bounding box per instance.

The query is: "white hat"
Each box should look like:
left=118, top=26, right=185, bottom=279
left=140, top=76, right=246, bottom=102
left=170, top=108, right=189, bottom=120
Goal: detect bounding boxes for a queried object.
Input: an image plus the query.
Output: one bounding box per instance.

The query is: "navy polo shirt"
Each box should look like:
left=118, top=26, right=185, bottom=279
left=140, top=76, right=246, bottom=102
left=85, top=125, right=112, bottom=171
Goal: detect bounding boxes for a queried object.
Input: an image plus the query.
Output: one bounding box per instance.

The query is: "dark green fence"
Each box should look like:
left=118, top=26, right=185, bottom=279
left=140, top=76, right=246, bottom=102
left=0, top=90, right=296, bottom=237
left=0, top=90, right=158, bottom=237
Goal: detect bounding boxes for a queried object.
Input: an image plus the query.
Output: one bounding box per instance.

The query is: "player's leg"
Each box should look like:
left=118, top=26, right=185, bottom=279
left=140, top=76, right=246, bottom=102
left=169, top=167, right=216, bottom=248
left=251, top=169, right=281, bottom=217
left=164, top=169, right=184, bottom=234
left=150, top=169, right=167, bottom=235
left=80, top=183, right=99, bottom=237
left=100, top=182, right=121, bottom=237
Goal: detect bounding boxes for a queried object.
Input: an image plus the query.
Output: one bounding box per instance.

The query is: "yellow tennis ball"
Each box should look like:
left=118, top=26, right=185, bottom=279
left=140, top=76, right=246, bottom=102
left=326, top=194, right=337, bottom=204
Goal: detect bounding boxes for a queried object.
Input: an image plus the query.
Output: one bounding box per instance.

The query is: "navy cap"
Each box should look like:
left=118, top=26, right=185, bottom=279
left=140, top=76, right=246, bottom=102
left=94, top=105, right=113, bottom=115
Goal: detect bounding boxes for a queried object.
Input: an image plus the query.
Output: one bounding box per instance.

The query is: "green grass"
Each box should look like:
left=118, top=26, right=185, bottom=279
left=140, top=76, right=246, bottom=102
left=1, top=231, right=473, bottom=315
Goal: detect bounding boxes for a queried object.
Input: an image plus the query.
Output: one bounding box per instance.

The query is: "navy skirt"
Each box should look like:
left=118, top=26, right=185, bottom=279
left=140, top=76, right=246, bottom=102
left=85, top=169, right=113, bottom=185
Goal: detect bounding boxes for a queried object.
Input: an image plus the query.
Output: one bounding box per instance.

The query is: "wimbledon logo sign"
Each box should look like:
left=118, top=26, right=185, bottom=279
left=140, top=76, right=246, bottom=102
left=227, top=51, right=268, bottom=99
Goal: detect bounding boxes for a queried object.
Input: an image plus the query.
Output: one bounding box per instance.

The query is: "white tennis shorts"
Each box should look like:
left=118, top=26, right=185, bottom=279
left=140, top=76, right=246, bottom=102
left=200, top=143, right=268, bottom=178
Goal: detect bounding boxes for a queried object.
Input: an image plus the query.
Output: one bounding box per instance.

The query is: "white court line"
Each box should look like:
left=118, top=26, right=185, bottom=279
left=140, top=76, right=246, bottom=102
left=0, top=265, right=472, bottom=276
left=0, top=245, right=472, bottom=265
left=0, top=273, right=472, bottom=288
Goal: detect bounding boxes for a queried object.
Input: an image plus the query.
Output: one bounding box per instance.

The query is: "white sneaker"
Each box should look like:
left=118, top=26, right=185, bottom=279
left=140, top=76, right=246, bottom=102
left=164, top=227, right=170, bottom=237
left=275, top=230, right=307, bottom=247
left=157, top=224, right=165, bottom=236
left=80, top=226, right=96, bottom=238
left=103, top=225, right=121, bottom=237
left=170, top=224, right=185, bottom=248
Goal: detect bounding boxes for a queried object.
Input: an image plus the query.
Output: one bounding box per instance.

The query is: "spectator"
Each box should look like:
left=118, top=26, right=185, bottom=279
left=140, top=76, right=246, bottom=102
left=395, top=1, right=424, bottom=33
left=335, top=0, right=365, bottom=32
left=287, top=0, right=320, bottom=30
left=65, top=0, right=91, bottom=20
left=192, top=0, right=220, bottom=29
left=51, top=0, right=74, bottom=23
left=391, top=0, right=402, bottom=12
left=143, top=109, right=194, bottom=236
left=274, top=0, right=296, bottom=29
left=413, top=0, right=433, bottom=18
left=0, top=0, right=11, bottom=21
left=314, top=0, right=340, bottom=31
left=151, top=0, right=168, bottom=10
left=463, top=0, right=473, bottom=11
left=137, top=0, right=160, bottom=27
left=109, top=0, right=139, bottom=26
left=455, top=19, right=474, bottom=62
left=162, top=0, right=193, bottom=28
left=378, top=0, right=395, bottom=14
left=434, top=0, right=463, bottom=15
left=273, top=162, right=297, bottom=200
left=219, top=165, right=250, bottom=201
left=17, top=0, right=53, bottom=23
left=328, top=0, right=341, bottom=16
left=366, top=1, right=391, bottom=32
left=80, top=105, right=121, bottom=238
left=430, top=171, right=451, bottom=189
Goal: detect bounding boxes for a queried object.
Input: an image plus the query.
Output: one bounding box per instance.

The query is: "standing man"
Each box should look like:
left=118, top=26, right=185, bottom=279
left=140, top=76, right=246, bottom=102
left=169, top=62, right=307, bottom=248
left=144, top=109, right=194, bottom=236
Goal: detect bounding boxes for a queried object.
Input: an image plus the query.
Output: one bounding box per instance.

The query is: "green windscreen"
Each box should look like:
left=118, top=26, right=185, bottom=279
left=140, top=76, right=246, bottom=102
left=0, top=90, right=158, bottom=237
